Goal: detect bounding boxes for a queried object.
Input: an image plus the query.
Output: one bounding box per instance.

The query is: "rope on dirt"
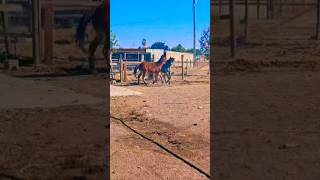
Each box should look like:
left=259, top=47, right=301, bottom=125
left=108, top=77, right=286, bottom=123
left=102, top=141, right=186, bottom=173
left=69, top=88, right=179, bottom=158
left=111, top=116, right=210, bottom=179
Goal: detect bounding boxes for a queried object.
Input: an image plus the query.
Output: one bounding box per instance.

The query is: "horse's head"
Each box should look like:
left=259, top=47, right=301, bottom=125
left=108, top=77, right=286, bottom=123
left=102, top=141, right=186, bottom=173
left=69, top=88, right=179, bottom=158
left=169, top=57, right=175, bottom=63
left=159, top=54, right=167, bottom=64
left=165, top=57, right=174, bottom=66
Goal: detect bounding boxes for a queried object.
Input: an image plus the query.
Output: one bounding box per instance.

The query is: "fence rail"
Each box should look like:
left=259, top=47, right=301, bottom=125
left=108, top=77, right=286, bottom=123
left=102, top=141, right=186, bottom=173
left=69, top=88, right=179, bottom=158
left=111, top=58, right=209, bottom=83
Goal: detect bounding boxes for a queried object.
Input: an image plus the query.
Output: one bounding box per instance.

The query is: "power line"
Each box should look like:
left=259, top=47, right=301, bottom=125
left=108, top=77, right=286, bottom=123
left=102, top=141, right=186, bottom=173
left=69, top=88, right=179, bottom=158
left=111, top=8, right=192, bottom=27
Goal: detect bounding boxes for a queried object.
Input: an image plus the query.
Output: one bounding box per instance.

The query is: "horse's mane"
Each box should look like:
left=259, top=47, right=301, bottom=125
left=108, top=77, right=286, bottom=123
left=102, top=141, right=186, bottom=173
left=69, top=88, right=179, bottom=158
left=167, top=57, right=174, bottom=64
left=156, top=55, right=166, bottom=64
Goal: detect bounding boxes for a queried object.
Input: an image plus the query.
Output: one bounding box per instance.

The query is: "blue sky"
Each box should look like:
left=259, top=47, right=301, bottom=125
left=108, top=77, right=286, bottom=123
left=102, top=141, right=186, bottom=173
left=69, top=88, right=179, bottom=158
left=110, top=0, right=210, bottom=49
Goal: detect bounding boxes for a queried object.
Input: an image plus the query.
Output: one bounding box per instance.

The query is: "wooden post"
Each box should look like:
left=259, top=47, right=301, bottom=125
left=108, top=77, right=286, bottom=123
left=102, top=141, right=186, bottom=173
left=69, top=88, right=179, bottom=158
left=44, top=4, right=53, bottom=64
left=185, top=59, right=188, bottom=76
left=1, top=0, right=9, bottom=62
left=270, top=0, right=274, bottom=19
left=149, top=54, right=154, bottom=80
left=181, top=55, right=184, bottom=80
left=317, top=0, right=320, bottom=39
left=32, top=0, right=41, bottom=65
left=257, top=0, right=260, bottom=19
left=119, top=54, right=123, bottom=82
left=39, top=0, right=44, bottom=60
left=230, top=0, right=236, bottom=58
left=244, top=0, right=248, bottom=41
left=109, top=51, right=112, bottom=66
left=267, top=0, right=270, bottom=19
left=123, top=61, right=127, bottom=82
left=219, top=0, right=222, bottom=17
left=279, top=0, right=283, bottom=16
left=28, top=0, right=32, bottom=33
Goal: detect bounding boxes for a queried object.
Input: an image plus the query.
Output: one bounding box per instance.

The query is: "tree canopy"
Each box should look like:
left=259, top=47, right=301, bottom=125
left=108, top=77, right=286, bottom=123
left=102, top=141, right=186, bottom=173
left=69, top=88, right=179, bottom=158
left=171, top=44, right=186, bottom=52
left=110, top=31, right=119, bottom=48
left=199, top=27, right=210, bottom=58
left=141, top=38, right=147, bottom=48
left=186, top=48, right=201, bottom=56
left=150, top=42, right=169, bottom=50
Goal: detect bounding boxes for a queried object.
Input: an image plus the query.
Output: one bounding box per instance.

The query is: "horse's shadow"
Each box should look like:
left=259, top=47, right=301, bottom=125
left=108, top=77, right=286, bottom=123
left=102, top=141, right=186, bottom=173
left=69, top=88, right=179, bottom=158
left=114, top=80, right=169, bottom=87
left=113, top=82, right=137, bottom=87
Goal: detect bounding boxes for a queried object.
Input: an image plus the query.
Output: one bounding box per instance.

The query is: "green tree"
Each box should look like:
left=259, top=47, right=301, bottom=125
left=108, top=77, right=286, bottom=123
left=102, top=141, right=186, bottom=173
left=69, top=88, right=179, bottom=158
left=186, top=48, right=201, bottom=56
left=110, top=31, right=119, bottom=48
left=150, top=42, right=169, bottom=50
left=171, top=44, right=186, bottom=52
left=199, top=27, right=210, bottom=58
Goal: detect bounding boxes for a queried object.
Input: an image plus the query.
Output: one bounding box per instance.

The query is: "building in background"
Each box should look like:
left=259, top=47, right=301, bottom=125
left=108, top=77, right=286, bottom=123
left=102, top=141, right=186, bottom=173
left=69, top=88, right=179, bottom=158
left=111, top=48, right=194, bottom=68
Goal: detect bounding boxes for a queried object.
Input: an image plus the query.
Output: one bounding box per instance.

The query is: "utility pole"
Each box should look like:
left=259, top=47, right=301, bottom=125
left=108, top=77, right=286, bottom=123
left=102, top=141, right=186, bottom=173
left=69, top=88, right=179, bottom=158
left=193, top=0, right=196, bottom=62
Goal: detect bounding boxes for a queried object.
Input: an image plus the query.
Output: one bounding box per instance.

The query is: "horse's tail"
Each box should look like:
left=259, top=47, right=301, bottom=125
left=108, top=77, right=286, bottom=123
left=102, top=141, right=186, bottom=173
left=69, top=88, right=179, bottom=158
left=133, top=64, right=141, bottom=77
left=75, top=10, right=93, bottom=54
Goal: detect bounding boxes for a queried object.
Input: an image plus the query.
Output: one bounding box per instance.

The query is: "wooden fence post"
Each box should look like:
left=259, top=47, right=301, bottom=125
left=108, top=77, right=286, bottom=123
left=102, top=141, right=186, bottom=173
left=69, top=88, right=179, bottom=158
left=316, top=0, right=320, bottom=39
left=44, top=3, right=53, bottom=64
left=0, top=8, right=9, bottom=63
left=219, top=0, right=222, bottom=17
left=32, top=0, right=41, bottom=65
left=267, top=0, right=270, bottom=19
left=181, top=55, right=184, bottom=80
left=185, top=59, right=188, bottom=76
left=119, top=54, right=123, bottom=82
left=123, top=61, right=127, bottom=82
left=244, top=0, right=248, bottom=41
left=257, top=0, right=260, bottom=19
left=230, top=0, right=236, bottom=58
left=279, top=0, right=283, bottom=16
left=317, top=0, right=320, bottom=39
left=270, top=0, right=274, bottom=19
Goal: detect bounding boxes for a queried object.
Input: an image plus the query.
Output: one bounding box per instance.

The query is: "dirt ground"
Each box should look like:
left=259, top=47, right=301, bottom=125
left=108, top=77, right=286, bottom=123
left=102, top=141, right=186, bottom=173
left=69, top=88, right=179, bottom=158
left=110, top=66, right=210, bottom=180
left=212, top=4, right=320, bottom=180
left=0, top=62, right=210, bottom=180
left=0, top=74, right=107, bottom=179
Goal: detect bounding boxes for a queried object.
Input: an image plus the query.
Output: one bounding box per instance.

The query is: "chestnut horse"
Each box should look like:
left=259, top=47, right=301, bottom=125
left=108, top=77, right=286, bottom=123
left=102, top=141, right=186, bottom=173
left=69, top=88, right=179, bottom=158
left=133, top=54, right=167, bottom=85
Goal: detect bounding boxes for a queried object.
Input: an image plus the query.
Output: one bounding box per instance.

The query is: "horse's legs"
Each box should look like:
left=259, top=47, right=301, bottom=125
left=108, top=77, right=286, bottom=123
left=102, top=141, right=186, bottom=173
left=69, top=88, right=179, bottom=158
left=160, top=73, right=165, bottom=84
left=155, top=73, right=160, bottom=83
left=151, top=74, right=155, bottom=83
left=163, top=73, right=167, bottom=85
left=152, top=73, right=157, bottom=84
left=159, top=73, right=166, bottom=85
left=167, top=72, right=172, bottom=85
left=137, top=72, right=142, bottom=85
left=142, top=71, right=148, bottom=86
left=89, top=32, right=103, bottom=72
left=103, top=43, right=110, bottom=74
left=152, top=73, right=158, bottom=84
